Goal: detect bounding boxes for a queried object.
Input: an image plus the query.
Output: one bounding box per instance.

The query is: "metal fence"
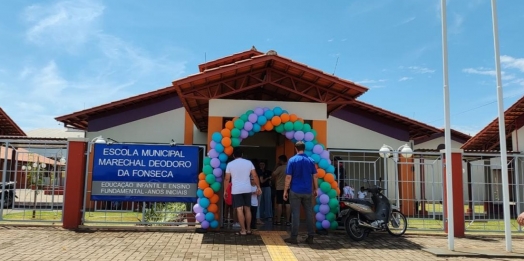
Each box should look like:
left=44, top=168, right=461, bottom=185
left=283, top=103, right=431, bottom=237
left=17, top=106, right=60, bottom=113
left=1, top=138, right=68, bottom=224
left=82, top=142, right=206, bottom=227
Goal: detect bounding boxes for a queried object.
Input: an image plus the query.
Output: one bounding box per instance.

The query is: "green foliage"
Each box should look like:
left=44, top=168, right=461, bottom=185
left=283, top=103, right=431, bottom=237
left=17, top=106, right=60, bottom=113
left=143, top=202, right=187, bottom=223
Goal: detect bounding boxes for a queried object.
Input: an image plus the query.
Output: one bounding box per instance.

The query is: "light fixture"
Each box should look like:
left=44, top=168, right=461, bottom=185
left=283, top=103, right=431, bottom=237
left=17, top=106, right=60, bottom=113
left=91, top=135, right=106, bottom=144
left=41, top=163, right=47, bottom=169
left=399, top=144, right=413, bottom=158
left=60, top=157, right=66, bottom=164
left=379, top=143, right=413, bottom=160
left=22, top=166, right=26, bottom=170
left=32, top=162, right=38, bottom=168
left=379, top=144, right=392, bottom=158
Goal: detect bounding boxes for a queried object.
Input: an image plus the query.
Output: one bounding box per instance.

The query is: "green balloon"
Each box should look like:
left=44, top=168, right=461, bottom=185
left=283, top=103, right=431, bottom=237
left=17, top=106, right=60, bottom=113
left=330, top=206, right=339, bottom=214
left=318, top=178, right=325, bottom=184
left=293, top=121, right=304, bottom=131
left=330, top=220, right=339, bottom=230
left=320, top=182, right=331, bottom=193
left=326, top=212, right=336, bottom=222
left=205, top=174, right=216, bottom=184
left=311, top=129, right=318, bottom=137
left=234, top=119, right=245, bottom=129
left=240, top=114, right=248, bottom=122
left=246, top=110, right=254, bottom=115
left=274, top=124, right=284, bottom=133
left=231, top=137, right=241, bottom=147
left=284, top=122, right=294, bottom=131
left=203, top=165, right=213, bottom=175
left=302, top=124, right=312, bottom=132
left=231, top=128, right=241, bottom=138
left=327, top=189, right=337, bottom=199
left=203, top=157, right=211, bottom=165
left=312, top=139, right=318, bottom=145
left=211, top=182, right=221, bottom=192
left=328, top=198, right=339, bottom=209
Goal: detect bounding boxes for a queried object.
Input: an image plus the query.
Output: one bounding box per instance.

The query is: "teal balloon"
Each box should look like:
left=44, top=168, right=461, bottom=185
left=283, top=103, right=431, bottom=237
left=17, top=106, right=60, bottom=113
left=330, top=220, right=339, bottom=230
left=305, top=151, right=312, bottom=157
left=318, top=159, right=329, bottom=169
left=314, top=204, right=320, bottom=213
left=220, top=162, right=227, bottom=170
left=203, top=165, right=213, bottom=175
left=273, top=107, right=283, bottom=116
left=305, top=141, right=314, bottom=151
left=212, top=132, right=222, bottom=143
left=214, top=144, right=224, bottom=153
left=248, top=130, right=255, bottom=136
left=203, top=157, right=211, bottom=165
left=316, top=221, right=323, bottom=230
left=231, top=128, right=241, bottom=138
left=330, top=206, right=339, bottom=214
left=253, top=123, right=261, bottom=132
left=312, top=139, right=318, bottom=145
left=274, top=124, right=284, bottom=133
left=205, top=174, right=216, bottom=184
left=311, top=129, right=318, bottom=137
left=200, top=198, right=210, bottom=208
left=211, top=182, right=221, bottom=192
left=316, top=197, right=321, bottom=204
left=210, top=220, right=219, bottom=229
left=284, top=122, right=294, bottom=131
left=234, top=119, right=245, bottom=129
left=197, top=189, right=204, bottom=198
left=293, top=121, right=304, bottom=131
left=282, top=110, right=289, bottom=114
left=311, top=153, right=321, bottom=163
left=328, top=198, right=339, bottom=209
left=246, top=110, right=254, bottom=115
left=318, top=178, right=324, bottom=184
left=327, top=189, right=337, bottom=199
left=219, top=153, right=228, bottom=162
left=205, top=212, right=214, bottom=222
left=320, top=182, right=331, bottom=193
left=240, top=114, right=248, bottom=122
left=326, top=165, right=335, bottom=174
left=257, top=115, right=267, bottom=125
left=302, top=123, right=312, bottom=132
left=231, top=137, right=241, bottom=147
left=264, top=110, right=274, bottom=119
left=326, top=212, right=336, bottom=222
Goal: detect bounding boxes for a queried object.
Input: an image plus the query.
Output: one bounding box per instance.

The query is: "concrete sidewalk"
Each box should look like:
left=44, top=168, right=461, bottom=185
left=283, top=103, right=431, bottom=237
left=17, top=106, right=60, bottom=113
left=1, top=226, right=523, bottom=261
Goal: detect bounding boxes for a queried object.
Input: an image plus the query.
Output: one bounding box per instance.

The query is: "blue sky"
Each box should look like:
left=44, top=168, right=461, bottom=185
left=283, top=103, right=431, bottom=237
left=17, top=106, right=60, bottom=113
left=1, top=0, right=523, bottom=136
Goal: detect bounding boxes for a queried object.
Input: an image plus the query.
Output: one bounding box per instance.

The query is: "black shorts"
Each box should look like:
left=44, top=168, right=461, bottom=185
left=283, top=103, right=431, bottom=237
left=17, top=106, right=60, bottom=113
left=276, top=190, right=289, bottom=204
left=232, top=193, right=251, bottom=209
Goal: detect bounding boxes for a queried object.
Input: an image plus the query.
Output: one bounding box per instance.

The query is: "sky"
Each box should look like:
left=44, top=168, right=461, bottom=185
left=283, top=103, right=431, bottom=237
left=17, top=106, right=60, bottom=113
left=0, top=0, right=523, bottom=136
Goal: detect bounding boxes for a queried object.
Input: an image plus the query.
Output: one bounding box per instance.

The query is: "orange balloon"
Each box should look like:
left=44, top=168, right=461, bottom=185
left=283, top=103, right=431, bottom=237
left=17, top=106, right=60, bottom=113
left=317, top=169, right=326, bottom=178
left=330, top=181, right=338, bottom=189
left=214, top=212, right=220, bottom=220
left=210, top=194, right=219, bottom=204
left=297, top=118, right=304, bottom=123
left=204, top=187, right=214, bottom=198
left=221, top=128, right=231, bottom=137
left=289, top=114, right=298, bottom=122
left=264, top=121, right=274, bottom=131
left=225, top=121, right=234, bottom=130
left=232, top=117, right=239, bottom=122
left=222, top=137, right=232, bottom=147
left=336, top=188, right=341, bottom=196
left=198, top=180, right=209, bottom=189
left=224, top=146, right=233, bottom=156
left=260, top=124, right=266, bottom=131
left=198, top=173, right=206, bottom=180
left=280, top=113, right=290, bottom=123
left=324, top=173, right=335, bottom=183
left=271, top=116, right=282, bottom=126
left=208, top=203, right=218, bottom=213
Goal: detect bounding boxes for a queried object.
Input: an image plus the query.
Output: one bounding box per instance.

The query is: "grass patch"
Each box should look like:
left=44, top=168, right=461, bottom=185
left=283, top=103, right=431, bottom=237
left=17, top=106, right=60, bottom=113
left=2, top=210, right=62, bottom=221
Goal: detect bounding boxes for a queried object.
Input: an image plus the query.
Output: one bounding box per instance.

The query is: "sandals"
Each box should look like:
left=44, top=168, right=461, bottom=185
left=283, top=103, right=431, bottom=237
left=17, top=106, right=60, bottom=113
left=246, top=230, right=253, bottom=235
left=235, top=231, right=247, bottom=236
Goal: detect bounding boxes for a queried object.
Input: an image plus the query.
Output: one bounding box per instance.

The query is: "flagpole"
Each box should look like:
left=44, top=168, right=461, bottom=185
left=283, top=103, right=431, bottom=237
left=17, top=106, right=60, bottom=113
left=490, top=0, right=512, bottom=252
left=440, top=0, right=454, bottom=251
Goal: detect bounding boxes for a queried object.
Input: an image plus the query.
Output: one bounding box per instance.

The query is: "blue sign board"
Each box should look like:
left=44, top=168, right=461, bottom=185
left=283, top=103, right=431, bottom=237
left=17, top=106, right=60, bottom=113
left=91, top=144, right=199, bottom=202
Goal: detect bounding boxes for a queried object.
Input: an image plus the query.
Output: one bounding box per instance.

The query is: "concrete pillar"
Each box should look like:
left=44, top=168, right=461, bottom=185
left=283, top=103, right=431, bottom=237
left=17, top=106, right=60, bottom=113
left=441, top=148, right=465, bottom=237
left=62, top=139, right=87, bottom=229
left=399, top=157, right=416, bottom=216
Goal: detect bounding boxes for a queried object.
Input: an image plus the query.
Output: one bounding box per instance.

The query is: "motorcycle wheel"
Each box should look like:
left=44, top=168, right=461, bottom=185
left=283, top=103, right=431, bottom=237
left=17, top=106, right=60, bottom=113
left=3, top=194, right=12, bottom=208
left=386, top=210, right=407, bottom=237
left=344, top=214, right=367, bottom=241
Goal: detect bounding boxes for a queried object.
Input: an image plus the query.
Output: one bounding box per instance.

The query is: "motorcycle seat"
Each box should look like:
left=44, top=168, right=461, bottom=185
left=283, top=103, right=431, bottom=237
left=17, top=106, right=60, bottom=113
left=344, top=198, right=373, bottom=207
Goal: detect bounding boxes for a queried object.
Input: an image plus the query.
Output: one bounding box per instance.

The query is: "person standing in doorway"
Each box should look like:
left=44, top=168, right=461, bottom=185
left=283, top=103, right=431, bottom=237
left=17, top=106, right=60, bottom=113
left=224, top=148, right=262, bottom=236
left=272, top=155, right=290, bottom=226
left=257, top=161, right=273, bottom=222
left=283, top=141, right=318, bottom=244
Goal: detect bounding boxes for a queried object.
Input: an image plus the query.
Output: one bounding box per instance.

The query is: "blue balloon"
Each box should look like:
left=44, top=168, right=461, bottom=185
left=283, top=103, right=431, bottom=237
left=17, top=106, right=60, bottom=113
left=200, top=198, right=210, bottom=208
left=305, top=141, right=314, bottom=151
left=212, top=132, right=222, bottom=143
left=319, top=159, right=329, bottom=169
left=305, top=151, right=313, bottom=157
left=316, top=197, right=321, bottom=205
left=311, top=153, right=321, bottom=163
left=253, top=123, right=261, bottom=132
left=220, top=162, right=227, bottom=170
left=326, top=165, right=335, bottom=174
left=214, top=144, right=224, bottom=153
left=316, top=221, right=323, bottom=230
left=273, top=107, right=283, bottom=116
left=282, top=110, right=289, bottom=114
left=257, top=115, right=267, bottom=126
left=210, top=220, right=219, bottom=229
left=248, top=130, right=255, bottom=136
left=205, top=212, right=215, bottom=222
left=218, top=153, right=228, bottom=162
left=197, top=189, right=204, bottom=198
left=314, top=204, right=320, bottom=213
left=264, top=110, right=274, bottom=119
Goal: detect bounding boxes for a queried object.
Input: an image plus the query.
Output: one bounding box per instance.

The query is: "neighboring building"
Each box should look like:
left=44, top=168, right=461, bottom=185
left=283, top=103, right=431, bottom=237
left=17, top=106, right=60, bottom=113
left=26, top=128, right=85, bottom=139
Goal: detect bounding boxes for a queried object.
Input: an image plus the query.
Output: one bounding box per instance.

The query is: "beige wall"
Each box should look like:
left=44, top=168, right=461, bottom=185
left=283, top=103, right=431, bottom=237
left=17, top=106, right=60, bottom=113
left=415, top=137, right=463, bottom=150
left=208, top=99, right=327, bottom=120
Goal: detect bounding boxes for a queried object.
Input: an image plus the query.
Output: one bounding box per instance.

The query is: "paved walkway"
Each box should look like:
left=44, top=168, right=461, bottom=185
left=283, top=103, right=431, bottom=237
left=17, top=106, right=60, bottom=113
left=1, top=226, right=524, bottom=261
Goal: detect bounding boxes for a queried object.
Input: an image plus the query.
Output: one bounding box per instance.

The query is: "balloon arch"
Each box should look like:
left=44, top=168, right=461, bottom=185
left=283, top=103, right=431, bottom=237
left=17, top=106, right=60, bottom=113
left=193, top=106, right=340, bottom=230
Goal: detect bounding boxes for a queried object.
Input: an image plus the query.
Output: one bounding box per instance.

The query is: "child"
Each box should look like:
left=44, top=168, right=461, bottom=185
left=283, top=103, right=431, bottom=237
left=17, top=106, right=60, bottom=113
left=358, top=186, right=367, bottom=199
left=342, top=183, right=354, bottom=199
left=224, top=182, right=239, bottom=228
left=250, top=178, right=259, bottom=230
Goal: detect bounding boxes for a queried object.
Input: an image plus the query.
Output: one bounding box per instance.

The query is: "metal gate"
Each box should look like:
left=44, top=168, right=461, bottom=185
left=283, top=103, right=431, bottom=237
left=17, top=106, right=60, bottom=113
left=1, top=138, right=68, bottom=224
left=81, top=142, right=206, bottom=227
left=329, top=149, right=445, bottom=231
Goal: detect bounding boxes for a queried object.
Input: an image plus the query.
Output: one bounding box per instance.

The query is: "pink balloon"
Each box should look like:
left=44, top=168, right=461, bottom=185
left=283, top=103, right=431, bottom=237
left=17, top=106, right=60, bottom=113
left=294, top=131, right=305, bottom=141
left=285, top=131, right=295, bottom=140
left=304, top=132, right=314, bottom=142
left=240, top=129, right=249, bottom=139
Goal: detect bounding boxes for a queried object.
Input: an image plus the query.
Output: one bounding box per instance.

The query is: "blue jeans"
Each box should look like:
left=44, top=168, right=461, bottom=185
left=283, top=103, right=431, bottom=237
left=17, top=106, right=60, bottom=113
left=257, top=187, right=273, bottom=219
left=289, top=191, right=315, bottom=238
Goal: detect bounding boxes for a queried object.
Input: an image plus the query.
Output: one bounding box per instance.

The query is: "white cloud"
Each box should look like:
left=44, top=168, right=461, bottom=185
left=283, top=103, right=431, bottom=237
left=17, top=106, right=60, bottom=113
left=356, top=79, right=387, bottom=84
left=399, top=77, right=413, bottom=82
left=500, top=55, right=524, bottom=72
left=395, top=16, right=416, bottom=27
left=328, top=38, right=334, bottom=42
left=462, top=67, right=516, bottom=81
left=408, top=66, right=435, bottom=74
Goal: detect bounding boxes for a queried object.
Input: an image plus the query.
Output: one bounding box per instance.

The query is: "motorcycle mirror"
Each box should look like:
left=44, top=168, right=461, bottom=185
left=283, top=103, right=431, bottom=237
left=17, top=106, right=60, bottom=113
left=379, top=177, right=383, bottom=182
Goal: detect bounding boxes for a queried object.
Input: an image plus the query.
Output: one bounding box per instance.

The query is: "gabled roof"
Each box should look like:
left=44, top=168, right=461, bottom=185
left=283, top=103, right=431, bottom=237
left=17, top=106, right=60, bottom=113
left=0, top=107, right=26, bottom=136
left=461, top=95, right=524, bottom=151
left=198, top=47, right=263, bottom=72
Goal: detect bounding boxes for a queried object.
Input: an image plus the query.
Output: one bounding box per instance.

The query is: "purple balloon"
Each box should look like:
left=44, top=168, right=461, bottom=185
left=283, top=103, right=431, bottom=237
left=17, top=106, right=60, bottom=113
left=244, top=121, right=253, bottom=131
left=248, top=113, right=258, bottom=123
left=254, top=107, right=264, bottom=116
left=319, top=204, right=330, bottom=215
left=196, top=212, right=205, bottom=222
left=210, top=158, right=220, bottom=168
left=304, top=132, right=314, bottom=142
left=315, top=212, right=325, bottom=222
left=313, top=144, right=324, bottom=154
left=322, top=220, right=331, bottom=229
left=294, top=131, right=305, bottom=141
left=216, top=177, right=222, bottom=183
left=317, top=188, right=324, bottom=195
left=193, top=204, right=203, bottom=213
left=240, top=129, right=249, bottom=139
left=285, top=131, right=295, bottom=140
left=321, top=150, right=330, bottom=159
left=327, top=159, right=332, bottom=165
left=201, top=220, right=210, bottom=229
left=263, top=107, right=270, bottom=112
left=197, top=198, right=200, bottom=204
left=210, top=140, right=217, bottom=149
left=320, top=194, right=330, bottom=204
left=213, top=167, right=223, bottom=177
left=208, top=149, right=219, bottom=158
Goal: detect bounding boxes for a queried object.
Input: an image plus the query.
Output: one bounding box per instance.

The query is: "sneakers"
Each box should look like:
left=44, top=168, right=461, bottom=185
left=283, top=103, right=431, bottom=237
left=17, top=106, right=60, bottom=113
left=232, top=223, right=240, bottom=228
left=284, top=237, right=298, bottom=244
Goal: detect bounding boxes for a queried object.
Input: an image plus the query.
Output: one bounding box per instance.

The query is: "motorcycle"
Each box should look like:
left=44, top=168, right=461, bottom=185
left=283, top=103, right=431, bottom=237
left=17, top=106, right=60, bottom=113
left=339, top=178, right=407, bottom=241
left=0, top=181, right=17, bottom=208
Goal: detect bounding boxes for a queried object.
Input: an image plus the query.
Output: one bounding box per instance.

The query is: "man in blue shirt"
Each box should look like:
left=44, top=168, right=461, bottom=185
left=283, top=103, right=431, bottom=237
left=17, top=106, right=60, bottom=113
left=283, top=141, right=318, bottom=244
